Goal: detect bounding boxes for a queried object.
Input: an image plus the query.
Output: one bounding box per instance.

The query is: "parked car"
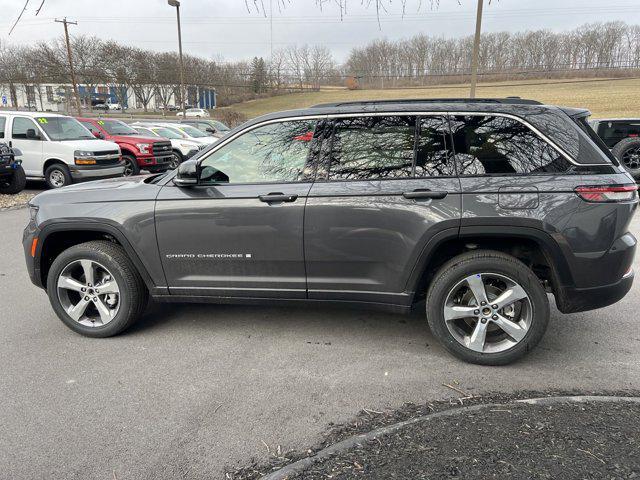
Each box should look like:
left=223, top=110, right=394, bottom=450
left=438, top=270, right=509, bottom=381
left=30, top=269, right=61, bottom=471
left=176, top=108, right=209, bottom=118
left=0, top=111, right=123, bottom=189
left=77, top=118, right=173, bottom=176
left=0, top=143, right=26, bottom=194
left=23, top=98, right=637, bottom=365
left=589, top=118, right=640, bottom=179
left=92, top=103, right=109, bottom=111
left=131, top=124, right=204, bottom=168
left=148, top=122, right=218, bottom=145
left=178, top=119, right=230, bottom=138
left=107, top=102, right=123, bottom=111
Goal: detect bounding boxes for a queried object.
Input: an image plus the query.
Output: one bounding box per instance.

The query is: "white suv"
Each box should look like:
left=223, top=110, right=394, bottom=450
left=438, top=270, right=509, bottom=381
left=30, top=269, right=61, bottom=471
left=176, top=108, right=209, bottom=118
left=0, top=112, right=124, bottom=188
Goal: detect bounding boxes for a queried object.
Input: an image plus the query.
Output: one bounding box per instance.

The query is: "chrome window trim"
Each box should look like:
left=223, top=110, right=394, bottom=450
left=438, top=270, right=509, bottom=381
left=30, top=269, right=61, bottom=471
left=196, top=110, right=608, bottom=168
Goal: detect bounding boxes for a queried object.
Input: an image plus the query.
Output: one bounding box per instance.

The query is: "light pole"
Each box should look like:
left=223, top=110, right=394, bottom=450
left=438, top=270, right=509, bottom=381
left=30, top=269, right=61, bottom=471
left=469, top=0, right=484, bottom=99
left=168, top=0, right=186, bottom=118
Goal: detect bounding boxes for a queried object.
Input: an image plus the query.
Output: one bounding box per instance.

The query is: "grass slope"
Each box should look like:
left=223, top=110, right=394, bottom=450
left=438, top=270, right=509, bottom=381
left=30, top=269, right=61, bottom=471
left=227, top=77, right=640, bottom=120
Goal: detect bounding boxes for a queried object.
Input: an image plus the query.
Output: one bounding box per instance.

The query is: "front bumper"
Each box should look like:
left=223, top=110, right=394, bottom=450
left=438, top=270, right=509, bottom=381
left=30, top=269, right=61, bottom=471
left=138, top=154, right=173, bottom=171
left=22, top=219, right=42, bottom=288
left=69, top=161, right=125, bottom=181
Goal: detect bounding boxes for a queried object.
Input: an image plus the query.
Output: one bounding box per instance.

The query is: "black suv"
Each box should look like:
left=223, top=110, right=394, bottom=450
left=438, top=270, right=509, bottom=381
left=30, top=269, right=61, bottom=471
left=23, top=98, right=637, bottom=365
left=0, top=143, right=26, bottom=194
left=589, top=118, right=640, bottom=179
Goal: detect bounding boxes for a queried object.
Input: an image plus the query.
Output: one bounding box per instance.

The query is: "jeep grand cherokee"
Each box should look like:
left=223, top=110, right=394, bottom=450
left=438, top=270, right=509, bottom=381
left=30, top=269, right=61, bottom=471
left=23, top=98, right=637, bottom=365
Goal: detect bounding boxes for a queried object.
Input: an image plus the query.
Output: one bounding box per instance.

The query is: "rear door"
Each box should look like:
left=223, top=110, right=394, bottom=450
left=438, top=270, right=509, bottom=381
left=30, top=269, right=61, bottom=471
left=304, top=114, right=462, bottom=305
left=9, top=116, right=44, bottom=177
left=155, top=117, right=321, bottom=298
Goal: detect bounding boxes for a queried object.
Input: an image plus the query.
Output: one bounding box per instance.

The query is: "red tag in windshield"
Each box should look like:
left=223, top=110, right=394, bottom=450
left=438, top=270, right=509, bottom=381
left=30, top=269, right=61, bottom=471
left=294, top=131, right=314, bottom=142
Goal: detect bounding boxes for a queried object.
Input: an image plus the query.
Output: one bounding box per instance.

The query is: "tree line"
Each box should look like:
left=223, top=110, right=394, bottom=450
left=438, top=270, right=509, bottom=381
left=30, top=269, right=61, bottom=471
left=0, top=21, right=638, bottom=110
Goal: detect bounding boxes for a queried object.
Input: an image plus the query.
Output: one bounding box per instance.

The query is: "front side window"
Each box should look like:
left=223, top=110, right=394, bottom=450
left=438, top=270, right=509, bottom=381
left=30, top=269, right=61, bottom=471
left=79, top=121, right=101, bottom=136
left=0, top=117, right=6, bottom=139
left=178, top=125, right=208, bottom=138
left=199, top=120, right=317, bottom=184
left=12, top=117, right=41, bottom=140
left=33, top=117, right=94, bottom=141
left=97, top=119, right=139, bottom=136
left=328, top=116, right=416, bottom=180
left=152, top=127, right=182, bottom=139
left=450, top=115, right=570, bottom=175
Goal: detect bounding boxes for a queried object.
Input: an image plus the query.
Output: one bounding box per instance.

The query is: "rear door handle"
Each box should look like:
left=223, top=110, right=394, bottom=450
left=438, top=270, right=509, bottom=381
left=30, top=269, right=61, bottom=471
left=258, top=193, right=298, bottom=203
left=403, top=189, right=448, bottom=200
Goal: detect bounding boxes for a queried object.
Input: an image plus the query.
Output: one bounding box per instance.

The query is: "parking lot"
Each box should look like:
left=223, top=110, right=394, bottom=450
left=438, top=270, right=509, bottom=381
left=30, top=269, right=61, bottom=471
left=0, top=205, right=639, bottom=478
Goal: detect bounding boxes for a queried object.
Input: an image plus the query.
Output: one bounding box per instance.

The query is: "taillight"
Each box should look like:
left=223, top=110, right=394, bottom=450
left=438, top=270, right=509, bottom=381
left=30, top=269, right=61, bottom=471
left=575, top=184, right=638, bottom=203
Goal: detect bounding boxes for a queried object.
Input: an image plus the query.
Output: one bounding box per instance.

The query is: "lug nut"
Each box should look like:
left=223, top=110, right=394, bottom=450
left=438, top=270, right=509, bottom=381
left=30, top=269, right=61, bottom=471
left=492, top=314, right=498, bottom=320
left=480, top=301, right=486, bottom=306
left=492, top=304, right=498, bottom=309
left=81, top=287, right=86, bottom=292
left=473, top=309, right=479, bottom=315
left=480, top=318, right=487, bottom=323
left=92, top=297, right=97, bottom=302
left=84, top=296, right=89, bottom=301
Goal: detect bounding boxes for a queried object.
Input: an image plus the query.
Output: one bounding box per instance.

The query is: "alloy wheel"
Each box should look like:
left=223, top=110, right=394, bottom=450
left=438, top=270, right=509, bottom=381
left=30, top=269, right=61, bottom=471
left=621, top=145, right=640, bottom=170
left=57, top=259, right=121, bottom=327
left=123, top=159, right=135, bottom=176
left=49, top=170, right=66, bottom=188
left=169, top=153, right=180, bottom=169
left=443, top=273, right=532, bottom=354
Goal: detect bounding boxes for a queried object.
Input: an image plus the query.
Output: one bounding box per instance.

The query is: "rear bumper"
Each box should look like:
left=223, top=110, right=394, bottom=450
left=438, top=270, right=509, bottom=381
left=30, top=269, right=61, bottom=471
left=556, top=270, right=634, bottom=313
left=69, top=162, right=125, bottom=180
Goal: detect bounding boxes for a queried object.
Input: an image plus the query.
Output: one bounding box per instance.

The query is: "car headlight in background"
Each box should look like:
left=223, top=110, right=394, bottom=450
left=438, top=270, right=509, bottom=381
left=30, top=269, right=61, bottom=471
left=74, top=150, right=96, bottom=165
left=136, top=143, right=151, bottom=155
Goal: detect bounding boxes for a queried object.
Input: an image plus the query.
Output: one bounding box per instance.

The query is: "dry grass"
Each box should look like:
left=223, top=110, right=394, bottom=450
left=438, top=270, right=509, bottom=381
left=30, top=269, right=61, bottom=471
left=226, top=77, right=640, bottom=120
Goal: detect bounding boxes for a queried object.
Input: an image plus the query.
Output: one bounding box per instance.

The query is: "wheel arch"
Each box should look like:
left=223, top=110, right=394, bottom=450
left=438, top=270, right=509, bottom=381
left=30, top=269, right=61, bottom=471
left=43, top=157, right=69, bottom=175
left=36, top=222, right=158, bottom=293
left=406, top=226, right=573, bottom=305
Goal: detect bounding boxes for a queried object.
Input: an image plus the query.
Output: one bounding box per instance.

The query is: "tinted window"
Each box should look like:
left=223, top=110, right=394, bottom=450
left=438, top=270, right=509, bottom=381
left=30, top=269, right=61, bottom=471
left=199, top=120, right=316, bottom=184
left=415, top=116, right=455, bottom=177
left=0, top=117, right=5, bottom=139
left=597, top=120, right=640, bottom=148
left=450, top=115, right=570, bottom=175
left=328, top=116, right=416, bottom=180
left=12, top=117, right=40, bottom=140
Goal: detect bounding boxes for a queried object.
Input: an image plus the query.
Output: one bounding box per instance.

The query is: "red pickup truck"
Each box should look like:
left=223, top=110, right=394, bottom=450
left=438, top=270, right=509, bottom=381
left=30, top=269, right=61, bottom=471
left=77, top=118, right=173, bottom=176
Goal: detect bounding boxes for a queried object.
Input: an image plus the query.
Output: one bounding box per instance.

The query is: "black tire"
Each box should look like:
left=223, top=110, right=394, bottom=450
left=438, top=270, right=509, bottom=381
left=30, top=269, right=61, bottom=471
left=612, top=137, right=640, bottom=179
left=426, top=250, right=550, bottom=366
left=46, top=240, right=148, bottom=337
left=169, top=150, right=183, bottom=169
left=44, top=163, right=72, bottom=189
left=122, top=154, right=140, bottom=176
left=0, top=165, right=26, bottom=194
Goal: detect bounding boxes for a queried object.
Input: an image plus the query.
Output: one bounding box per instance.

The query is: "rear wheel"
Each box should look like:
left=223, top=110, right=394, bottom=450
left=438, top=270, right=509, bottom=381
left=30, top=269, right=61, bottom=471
left=0, top=165, right=26, bottom=194
left=612, top=137, right=640, bottom=179
left=122, top=154, right=140, bottom=176
left=45, top=163, right=72, bottom=189
left=426, top=250, right=549, bottom=365
left=46, top=240, right=148, bottom=337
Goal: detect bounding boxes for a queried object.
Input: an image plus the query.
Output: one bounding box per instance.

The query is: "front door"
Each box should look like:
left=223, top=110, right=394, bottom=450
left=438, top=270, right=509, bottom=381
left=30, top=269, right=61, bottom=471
left=155, top=118, right=321, bottom=298
left=9, top=116, right=44, bottom=177
left=304, top=114, right=462, bottom=305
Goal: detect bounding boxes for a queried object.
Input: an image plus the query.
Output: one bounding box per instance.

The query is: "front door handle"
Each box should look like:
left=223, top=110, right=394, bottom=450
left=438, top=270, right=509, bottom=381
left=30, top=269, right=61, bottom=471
left=258, top=192, right=298, bottom=203
left=403, top=189, right=448, bottom=200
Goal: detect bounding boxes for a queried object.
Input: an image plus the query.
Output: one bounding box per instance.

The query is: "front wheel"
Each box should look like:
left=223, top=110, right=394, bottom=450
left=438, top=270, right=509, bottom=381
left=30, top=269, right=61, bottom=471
left=121, top=155, right=140, bottom=176
left=169, top=150, right=183, bottom=169
left=426, top=250, right=549, bottom=365
left=45, top=163, right=72, bottom=189
left=0, top=165, right=26, bottom=194
left=46, top=240, right=148, bottom=337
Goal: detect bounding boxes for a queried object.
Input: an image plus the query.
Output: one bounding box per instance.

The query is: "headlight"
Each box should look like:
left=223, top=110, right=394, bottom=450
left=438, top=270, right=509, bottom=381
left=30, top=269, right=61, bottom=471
left=136, top=143, right=150, bottom=155
left=74, top=150, right=96, bottom=165
left=28, top=204, right=39, bottom=222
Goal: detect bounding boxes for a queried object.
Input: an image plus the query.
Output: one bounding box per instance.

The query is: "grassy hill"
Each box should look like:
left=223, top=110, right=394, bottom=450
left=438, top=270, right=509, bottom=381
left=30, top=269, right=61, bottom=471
left=226, top=77, right=640, bottom=120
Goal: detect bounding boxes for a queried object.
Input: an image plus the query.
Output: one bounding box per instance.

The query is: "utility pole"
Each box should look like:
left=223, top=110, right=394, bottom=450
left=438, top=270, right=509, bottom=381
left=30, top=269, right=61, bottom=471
left=168, top=0, right=186, bottom=118
left=55, top=17, right=81, bottom=116
left=469, top=0, right=484, bottom=99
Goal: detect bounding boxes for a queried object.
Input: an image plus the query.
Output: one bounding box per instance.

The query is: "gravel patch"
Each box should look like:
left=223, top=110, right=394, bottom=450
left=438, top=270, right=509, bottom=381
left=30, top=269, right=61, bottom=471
left=0, top=191, right=36, bottom=210
left=226, top=391, right=640, bottom=480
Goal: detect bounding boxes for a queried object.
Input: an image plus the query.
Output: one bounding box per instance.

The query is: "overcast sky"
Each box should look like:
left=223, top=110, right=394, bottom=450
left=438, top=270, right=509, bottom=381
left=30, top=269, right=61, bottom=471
left=2, top=0, right=640, bottom=62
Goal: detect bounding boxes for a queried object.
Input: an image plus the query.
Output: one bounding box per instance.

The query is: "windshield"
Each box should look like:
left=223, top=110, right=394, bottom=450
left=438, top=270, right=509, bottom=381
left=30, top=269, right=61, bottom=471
left=98, top=119, right=139, bottom=136
left=178, top=124, right=208, bottom=138
left=37, top=116, right=95, bottom=141
left=152, top=127, right=183, bottom=139
left=211, top=120, right=230, bottom=132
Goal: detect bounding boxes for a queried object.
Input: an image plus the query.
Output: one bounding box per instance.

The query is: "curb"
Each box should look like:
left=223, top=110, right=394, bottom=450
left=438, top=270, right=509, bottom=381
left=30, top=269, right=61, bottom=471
left=260, top=395, right=640, bottom=480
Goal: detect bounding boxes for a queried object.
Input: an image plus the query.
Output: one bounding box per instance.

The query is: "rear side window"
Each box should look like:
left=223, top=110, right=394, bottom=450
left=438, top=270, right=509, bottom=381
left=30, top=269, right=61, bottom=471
left=415, top=116, right=455, bottom=177
left=450, top=115, right=571, bottom=175
left=0, top=117, right=5, bottom=139
left=11, top=117, right=40, bottom=139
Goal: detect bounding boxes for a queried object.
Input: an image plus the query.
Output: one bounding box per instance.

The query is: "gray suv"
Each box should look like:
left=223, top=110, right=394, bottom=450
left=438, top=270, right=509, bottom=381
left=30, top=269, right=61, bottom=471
left=23, top=98, right=637, bottom=365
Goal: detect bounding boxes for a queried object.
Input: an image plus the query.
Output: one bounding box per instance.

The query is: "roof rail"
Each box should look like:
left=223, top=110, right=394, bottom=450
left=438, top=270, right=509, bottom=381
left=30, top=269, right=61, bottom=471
left=311, top=97, right=543, bottom=108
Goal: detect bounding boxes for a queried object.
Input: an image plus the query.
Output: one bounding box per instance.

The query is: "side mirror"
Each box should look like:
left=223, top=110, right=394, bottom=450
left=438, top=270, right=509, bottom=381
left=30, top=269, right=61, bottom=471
left=26, top=128, right=40, bottom=140
left=174, top=159, right=198, bottom=187
left=205, top=127, right=216, bottom=134
left=93, top=131, right=103, bottom=139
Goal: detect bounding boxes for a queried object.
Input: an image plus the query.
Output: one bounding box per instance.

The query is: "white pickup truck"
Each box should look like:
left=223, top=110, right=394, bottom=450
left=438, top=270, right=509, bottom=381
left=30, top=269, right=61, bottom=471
left=0, top=111, right=124, bottom=188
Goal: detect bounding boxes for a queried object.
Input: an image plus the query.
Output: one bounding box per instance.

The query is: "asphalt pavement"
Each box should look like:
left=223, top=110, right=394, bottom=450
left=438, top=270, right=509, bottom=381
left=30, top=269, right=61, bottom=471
left=1, top=207, right=639, bottom=479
